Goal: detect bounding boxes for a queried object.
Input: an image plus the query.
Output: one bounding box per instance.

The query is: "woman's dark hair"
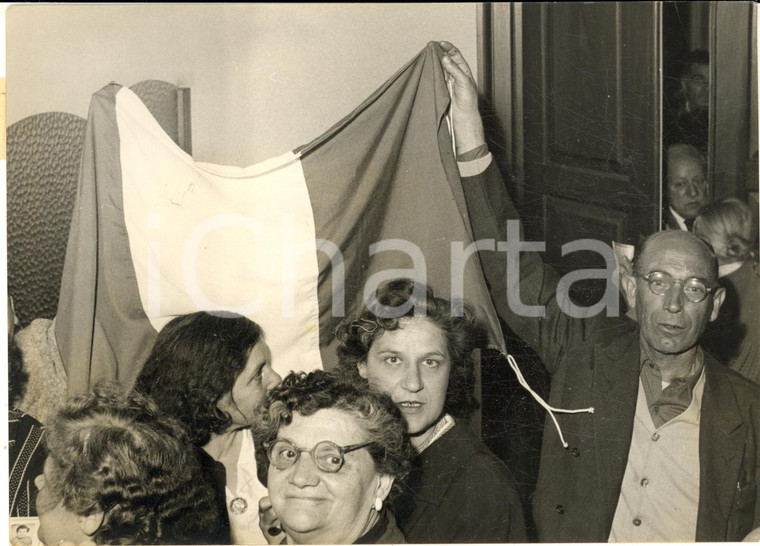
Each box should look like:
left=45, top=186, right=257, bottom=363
left=44, top=383, right=223, bottom=544
left=8, top=335, right=28, bottom=408
left=334, top=278, right=485, bottom=418
left=254, top=370, right=412, bottom=484
left=133, top=311, right=263, bottom=446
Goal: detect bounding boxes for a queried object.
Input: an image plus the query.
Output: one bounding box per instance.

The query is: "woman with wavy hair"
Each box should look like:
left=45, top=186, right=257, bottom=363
left=255, top=370, right=412, bottom=544
left=134, top=311, right=281, bottom=544
left=694, top=198, right=760, bottom=384
left=35, top=384, right=224, bottom=544
left=334, top=278, right=526, bottom=543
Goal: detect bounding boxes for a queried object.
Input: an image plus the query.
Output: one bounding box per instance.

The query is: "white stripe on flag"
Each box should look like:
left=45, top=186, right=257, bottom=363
left=116, top=87, right=322, bottom=376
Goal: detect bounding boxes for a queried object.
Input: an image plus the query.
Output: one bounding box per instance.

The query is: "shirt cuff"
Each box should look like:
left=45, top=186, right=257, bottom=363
left=458, top=152, right=493, bottom=177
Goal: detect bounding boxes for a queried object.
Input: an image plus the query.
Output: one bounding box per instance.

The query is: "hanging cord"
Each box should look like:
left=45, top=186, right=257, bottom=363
left=446, top=75, right=457, bottom=158
left=501, top=351, right=594, bottom=449
left=444, top=68, right=593, bottom=449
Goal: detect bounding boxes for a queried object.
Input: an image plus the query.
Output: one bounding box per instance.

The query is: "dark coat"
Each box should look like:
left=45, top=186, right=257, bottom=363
left=196, top=447, right=233, bottom=545
left=392, top=422, right=526, bottom=543
left=701, top=261, right=760, bottom=385
left=356, top=510, right=407, bottom=544
left=462, top=161, right=760, bottom=542
left=663, top=207, right=685, bottom=231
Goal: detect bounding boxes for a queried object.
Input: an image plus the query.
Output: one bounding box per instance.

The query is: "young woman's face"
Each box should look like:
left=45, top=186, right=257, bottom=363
left=358, top=317, right=451, bottom=448
left=217, top=341, right=281, bottom=428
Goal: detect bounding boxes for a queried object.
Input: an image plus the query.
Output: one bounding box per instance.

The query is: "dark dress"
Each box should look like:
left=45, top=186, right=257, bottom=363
left=9, top=409, right=46, bottom=517
left=701, top=261, right=760, bottom=385
left=355, top=510, right=407, bottom=544
left=196, top=447, right=233, bottom=544
left=392, top=422, right=527, bottom=543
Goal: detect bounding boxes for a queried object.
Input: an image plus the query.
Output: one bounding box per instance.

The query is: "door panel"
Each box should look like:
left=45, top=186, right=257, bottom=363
left=543, top=194, right=627, bottom=305
left=711, top=1, right=752, bottom=200
left=514, top=2, right=661, bottom=302
left=549, top=3, right=620, bottom=162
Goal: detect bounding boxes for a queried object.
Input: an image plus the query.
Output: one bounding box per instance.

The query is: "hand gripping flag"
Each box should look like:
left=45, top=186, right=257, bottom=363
left=55, top=42, right=506, bottom=394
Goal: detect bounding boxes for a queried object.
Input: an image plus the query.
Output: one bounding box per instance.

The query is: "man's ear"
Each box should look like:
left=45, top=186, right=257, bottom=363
left=375, top=473, right=395, bottom=502
left=709, top=286, right=726, bottom=322
left=620, top=273, right=637, bottom=312
left=357, top=361, right=368, bottom=379
left=79, top=510, right=104, bottom=538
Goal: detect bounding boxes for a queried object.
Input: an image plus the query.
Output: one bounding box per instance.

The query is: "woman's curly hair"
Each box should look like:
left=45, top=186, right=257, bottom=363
left=43, top=383, right=224, bottom=544
left=133, top=311, right=262, bottom=446
left=254, top=370, right=413, bottom=485
left=334, top=278, right=486, bottom=418
left=694, top=197, right=758, bottom=264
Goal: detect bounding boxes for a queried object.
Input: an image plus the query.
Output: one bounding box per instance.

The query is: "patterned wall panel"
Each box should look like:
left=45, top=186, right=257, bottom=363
left=7, top=113, right=86, bottom=325
left=8, top=81, right=190, bottom=325
left=129, top=80, right=181, bottom=144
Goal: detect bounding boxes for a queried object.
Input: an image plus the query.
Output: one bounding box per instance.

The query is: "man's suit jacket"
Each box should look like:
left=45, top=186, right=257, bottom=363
left=663, top=207, right=683, bottom=231
left=462, top=161, right=760, bottom=542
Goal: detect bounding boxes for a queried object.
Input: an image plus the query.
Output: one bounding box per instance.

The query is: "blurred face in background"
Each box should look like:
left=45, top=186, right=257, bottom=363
left=667, top=152, right=709, bottom=220
left=682, top=62, right=709, bottom=111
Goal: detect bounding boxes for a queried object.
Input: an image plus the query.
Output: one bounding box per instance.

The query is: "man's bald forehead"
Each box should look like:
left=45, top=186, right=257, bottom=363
left=635, top=230, right=718, bottom=281
left=666, top=143, right=705, bottom=169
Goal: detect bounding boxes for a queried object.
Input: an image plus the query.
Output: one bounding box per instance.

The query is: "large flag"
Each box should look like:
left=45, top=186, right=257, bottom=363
left=55, top=42, right=505, bottom=394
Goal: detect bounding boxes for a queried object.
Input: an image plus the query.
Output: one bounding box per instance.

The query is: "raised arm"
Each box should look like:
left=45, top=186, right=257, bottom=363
left=440, top=41, right=485, bottom=156
left=441, top=42, right=594, bottom=373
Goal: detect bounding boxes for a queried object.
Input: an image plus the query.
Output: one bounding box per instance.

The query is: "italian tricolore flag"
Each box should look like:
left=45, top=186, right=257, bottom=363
left=55, top=42, right=505, bottom=394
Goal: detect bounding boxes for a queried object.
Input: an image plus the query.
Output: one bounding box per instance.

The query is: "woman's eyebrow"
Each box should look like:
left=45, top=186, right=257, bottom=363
left=421, top=351, right=446, bottom=358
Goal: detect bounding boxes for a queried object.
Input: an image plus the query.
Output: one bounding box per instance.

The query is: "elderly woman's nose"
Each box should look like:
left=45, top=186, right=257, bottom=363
left=289, top=453, right=320, bottom=488
left=34, top=474, right=46, bottom=490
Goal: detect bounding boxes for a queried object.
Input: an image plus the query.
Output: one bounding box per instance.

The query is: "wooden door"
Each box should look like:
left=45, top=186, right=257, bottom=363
left=711, top=1, right=753, bottom=200
left=488, top=2, right=661, bottom=306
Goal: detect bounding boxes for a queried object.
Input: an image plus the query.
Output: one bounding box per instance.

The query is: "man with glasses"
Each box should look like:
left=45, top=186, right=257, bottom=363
left=442, top=42, right=760, bottom=542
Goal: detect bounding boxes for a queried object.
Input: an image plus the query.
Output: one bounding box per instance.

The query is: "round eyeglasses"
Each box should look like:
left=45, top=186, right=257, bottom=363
left=635, top=271, right=714, bottom=303
left=265, top=439, right=373, bottom=473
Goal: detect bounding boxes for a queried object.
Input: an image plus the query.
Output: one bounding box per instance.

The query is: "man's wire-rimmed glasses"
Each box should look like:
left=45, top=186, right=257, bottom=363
left=634, top=271, right=714, bottom=303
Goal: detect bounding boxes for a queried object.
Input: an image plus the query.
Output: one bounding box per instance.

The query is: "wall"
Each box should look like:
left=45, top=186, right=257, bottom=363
left=751, top=2, right=758, bottom=157
left=7, top=4, right=479, bottom=166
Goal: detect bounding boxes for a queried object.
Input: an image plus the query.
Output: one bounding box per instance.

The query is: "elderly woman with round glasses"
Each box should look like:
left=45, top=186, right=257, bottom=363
left=254, top=370, right=412, bottom=544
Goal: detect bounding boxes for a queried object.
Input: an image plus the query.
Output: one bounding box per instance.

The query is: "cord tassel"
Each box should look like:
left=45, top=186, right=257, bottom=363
left=502, top=351, right=594, bottom=448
